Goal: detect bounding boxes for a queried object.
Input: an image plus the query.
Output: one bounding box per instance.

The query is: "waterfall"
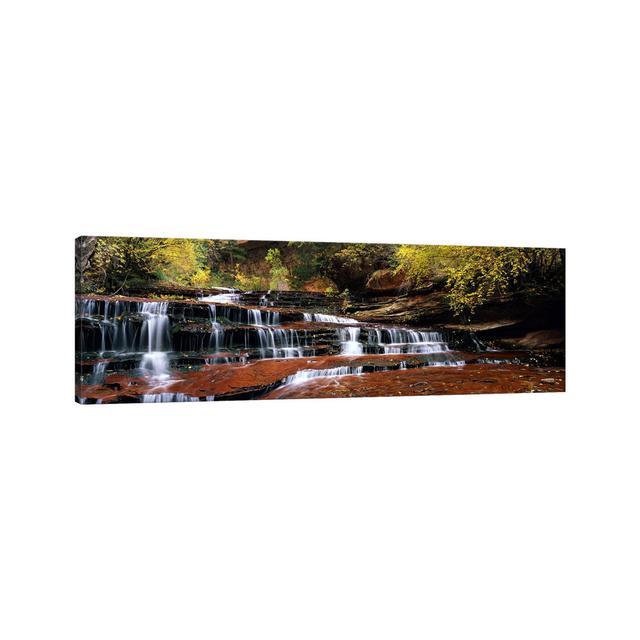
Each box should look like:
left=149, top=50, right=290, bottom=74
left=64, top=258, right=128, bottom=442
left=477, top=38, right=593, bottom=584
left=367, top=328, right=449, bottom=354
left=282, top=366, right=364, bottom=386
left=303, top=313, right=357, bottom=324
left=247, top=308, right=262, bottom=325
left=142, top=393, right=200, bottom=403
left=76, top=298, right=98, bottom=317
left=199, top=292, right=280, bottom=326
left=428, top=358, right=466, bottom=367
left=253, top=328, right=308, bottom=358
left=201, top=303, right=281, bottom=327
left=90, top=361, right=108, bottom=384
left=209, top=323, right=223, bottom=350
left=138, top=302, right=170, bottom=378
left=207, top=304, right=224, bottom=351
left=246, top=308, right=280, bottom=326
left=77, top=292, right=478, bottom=404
left=139, top=302, right=170, bottom=351
left=200, top=290, right=240, bottom=303
left=339, top=327, right=363, bottom=355
left=140, top=352, right=170, bottom=379
left=259, top=290, right=275, bottom=307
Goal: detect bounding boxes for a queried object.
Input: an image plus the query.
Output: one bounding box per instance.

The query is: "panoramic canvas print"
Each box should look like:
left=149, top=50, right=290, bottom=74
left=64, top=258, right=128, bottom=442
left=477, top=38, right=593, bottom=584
left=75, top=237, right=565, bottom=404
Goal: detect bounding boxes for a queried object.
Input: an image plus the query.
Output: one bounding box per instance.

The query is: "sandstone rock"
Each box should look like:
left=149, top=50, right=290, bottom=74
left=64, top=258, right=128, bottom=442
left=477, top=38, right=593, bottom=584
left=301, top=276, right=338, bottom=293
left=365, top=269, right=409, bottom=292
left=504, top=330, right=564, bottom=349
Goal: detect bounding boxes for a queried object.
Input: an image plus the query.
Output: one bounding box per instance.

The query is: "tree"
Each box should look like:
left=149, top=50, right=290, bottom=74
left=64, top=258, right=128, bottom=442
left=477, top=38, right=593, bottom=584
left=154, top=238, right=201, bottom=284
left=204, top=240, right=246, bottom=273
left=84, top=237, right=207, bottom=292
left=444, top=247, right=533, bottom=318
left=325, top=243, right=397, bottom=290
left=88, top=237, right=168, bottom=292
left=395, top=245, right=564, bottom=319
left=265, top=248, right=290, bottom=290
left=75, top=236, right=98, bottom=292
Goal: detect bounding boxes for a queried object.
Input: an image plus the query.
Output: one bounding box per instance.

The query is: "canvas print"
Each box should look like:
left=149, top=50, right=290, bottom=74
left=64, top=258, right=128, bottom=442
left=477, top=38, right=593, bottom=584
left=75, top=237, right=565, bottom=404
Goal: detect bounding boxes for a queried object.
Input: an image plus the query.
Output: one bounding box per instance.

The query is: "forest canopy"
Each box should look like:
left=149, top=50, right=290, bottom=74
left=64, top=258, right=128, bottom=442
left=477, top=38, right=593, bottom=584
left=77, top=237, right=564, bottom=318
left=395, top=245, right=564, bottom=317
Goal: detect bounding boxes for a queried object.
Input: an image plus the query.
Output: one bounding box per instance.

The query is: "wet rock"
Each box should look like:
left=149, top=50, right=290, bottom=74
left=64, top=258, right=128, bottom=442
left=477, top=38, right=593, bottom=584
left=264, top=364, right=566, bottom=400
left=76, top=291, right=565, bottom=404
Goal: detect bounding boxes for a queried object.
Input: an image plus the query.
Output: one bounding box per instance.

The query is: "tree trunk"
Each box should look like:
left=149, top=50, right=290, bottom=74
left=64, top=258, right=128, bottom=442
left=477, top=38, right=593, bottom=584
left=75, top=236, right=98, bottom=292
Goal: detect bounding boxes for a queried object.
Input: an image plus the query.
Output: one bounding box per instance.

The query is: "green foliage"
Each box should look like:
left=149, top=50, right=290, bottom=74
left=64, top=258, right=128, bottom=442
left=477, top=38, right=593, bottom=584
left=285, top=242, right=334, bottom=288
left=234, top=267, right=264, bottom=291
left=325, top=243, right=397, bottom=290
left=394, top=245, right=454, bottom=284
left=203, top=240, right=246, bottom=271
left=190, top=268, right=212, bottom=287
left=83, top=237, right=249, bottom=292
left=89, top=237, right=168, bottom=292
left=86, top=237, right=212, bottom=291
left=445, top=247, right=532, bottom=318
left=155, top=238, right=202, bottom=284
left=395, top=245, right=564, bottom=318
left=209, top=271, right=238, bottom=288
left=338, top=287, right=351, bottom=309
left=80, top=237, right=563, bottom=319
left=265, top=248, right=290, bottom=290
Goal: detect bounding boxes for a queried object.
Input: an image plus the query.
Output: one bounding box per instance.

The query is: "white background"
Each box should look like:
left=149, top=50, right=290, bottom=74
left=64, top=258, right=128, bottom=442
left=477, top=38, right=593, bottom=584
left=1, top=1, right=639, bottom=639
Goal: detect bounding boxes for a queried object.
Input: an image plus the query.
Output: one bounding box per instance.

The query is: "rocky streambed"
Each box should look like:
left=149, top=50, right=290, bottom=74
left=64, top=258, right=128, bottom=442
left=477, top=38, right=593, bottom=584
left=75, top=289, right=565, bottom=404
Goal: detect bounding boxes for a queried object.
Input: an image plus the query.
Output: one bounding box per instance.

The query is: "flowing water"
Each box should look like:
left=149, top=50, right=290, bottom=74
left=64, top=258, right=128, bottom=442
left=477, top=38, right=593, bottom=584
left=282, top=366, right=365, bottom=386
left=339, top=327, right=363, bottom=355
left=75, top=290, right=512, bottom=403
left=303, top=312, right=357, bottom=324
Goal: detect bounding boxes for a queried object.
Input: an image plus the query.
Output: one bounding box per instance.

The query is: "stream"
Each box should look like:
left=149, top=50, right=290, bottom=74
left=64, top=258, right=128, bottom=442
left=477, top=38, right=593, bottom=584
left=75, top=290, right=564, bottom=403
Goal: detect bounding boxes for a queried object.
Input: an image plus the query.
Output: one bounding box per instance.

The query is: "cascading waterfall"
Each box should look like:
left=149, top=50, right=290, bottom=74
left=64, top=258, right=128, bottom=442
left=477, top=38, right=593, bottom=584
left=246, top=308, right=280, bottom=325
left=426, top=358, right=466, bottom=367
left=138, top=302, right=171, bottom=379
left=199, top=292, right=281, bottom=327
left=77, top=292, right=478, bottom=404
left=90, top=361, right=108, bottom=384
left=339, top=327, right=363, bottom=355
left=139, top=302, right=170, bottom=351
left=200, top=290, right=240, bottom=304
left=77, top=298, right=171, bottom=379
left=202, top=303, right=280, bottom=327
left=142, top=393, right=200, bottom=403
left=258, top=290, right=277, bottom=307
left=100, top=300, right=127, bottom=352
left=247, top=308, right=262, bottom=325
left=252, top=328, right=309, bottom=358
left=303, top=312, right=357, bottom=324
left=367, top=328, right=450, bottom=355
left=282, top=366, right=364, bottom=386
left=76, top=298, right=98, bottom=317
left=207, top=304, right=224, bottom=351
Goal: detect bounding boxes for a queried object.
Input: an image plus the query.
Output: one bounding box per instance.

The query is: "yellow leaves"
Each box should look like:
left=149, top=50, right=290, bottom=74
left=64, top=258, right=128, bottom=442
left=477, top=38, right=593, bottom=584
left=395, top=244, right=549, bottom=319
left=234, top=268, right=264, bottom=291
left=265, top=248, right=290, bottom=290
left=190, top=268, right=212, bottom=287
